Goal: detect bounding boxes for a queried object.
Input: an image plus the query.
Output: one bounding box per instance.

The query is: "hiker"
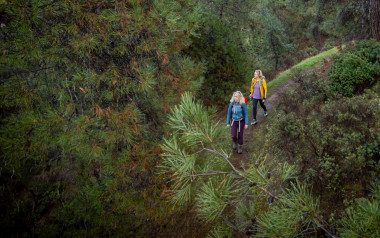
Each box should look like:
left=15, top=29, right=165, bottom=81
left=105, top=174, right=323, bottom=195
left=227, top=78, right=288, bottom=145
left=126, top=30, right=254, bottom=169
left=250, top=69, right=268, bottom=125
left=226, top=91, right=249, bottom=154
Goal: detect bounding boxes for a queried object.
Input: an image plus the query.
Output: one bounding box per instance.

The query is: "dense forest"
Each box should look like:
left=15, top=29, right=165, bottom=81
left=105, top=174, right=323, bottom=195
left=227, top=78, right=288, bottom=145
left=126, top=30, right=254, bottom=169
left=1, top=0, right=379, bottom=237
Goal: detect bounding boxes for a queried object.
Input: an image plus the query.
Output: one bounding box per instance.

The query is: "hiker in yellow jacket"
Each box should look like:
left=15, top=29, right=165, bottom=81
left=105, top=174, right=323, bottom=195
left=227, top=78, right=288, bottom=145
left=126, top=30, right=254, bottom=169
left=250, top=70, right=268, bottom=125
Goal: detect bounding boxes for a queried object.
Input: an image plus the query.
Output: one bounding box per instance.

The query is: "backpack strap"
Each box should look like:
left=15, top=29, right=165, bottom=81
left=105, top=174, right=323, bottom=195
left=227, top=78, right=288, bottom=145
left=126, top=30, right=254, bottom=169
left=261, top=76, right=266, bottom=98
left=260, top=76, right=265, bottom=85
left=231, top=103, right=243, bottom=110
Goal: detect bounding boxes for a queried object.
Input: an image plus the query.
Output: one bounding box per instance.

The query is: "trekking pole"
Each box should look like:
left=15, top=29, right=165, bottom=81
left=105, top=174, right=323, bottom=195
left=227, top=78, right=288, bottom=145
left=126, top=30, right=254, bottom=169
left=265, top=99, right=273, bottom=109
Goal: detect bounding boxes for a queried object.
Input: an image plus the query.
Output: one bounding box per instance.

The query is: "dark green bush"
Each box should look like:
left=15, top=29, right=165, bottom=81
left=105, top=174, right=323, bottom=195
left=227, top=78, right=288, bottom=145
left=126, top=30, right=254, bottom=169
left=353, top=39, right=380, bottom=64
left=328, top=40, right=380, bottom=96
left=305, top=47, right=319, bottom=56
left=0, top=1, right=205, bottom=237
left=264, top=72, right=380, bottom=212
left=186, top=16, right=247, bottom=106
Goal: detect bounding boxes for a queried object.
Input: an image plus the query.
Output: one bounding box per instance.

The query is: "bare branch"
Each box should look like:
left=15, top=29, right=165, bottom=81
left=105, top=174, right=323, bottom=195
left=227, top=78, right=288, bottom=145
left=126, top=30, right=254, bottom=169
left=182, top=148, right=206, bottom=158
left=203, top=148, right=239, bottom=172
left=245, top=195, right=267, bottom=198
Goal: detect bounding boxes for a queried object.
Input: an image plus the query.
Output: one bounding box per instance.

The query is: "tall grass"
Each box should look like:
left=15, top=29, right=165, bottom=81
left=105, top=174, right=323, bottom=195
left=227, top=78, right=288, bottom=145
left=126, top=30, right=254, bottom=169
left=267, top=47, right=339, bottom=92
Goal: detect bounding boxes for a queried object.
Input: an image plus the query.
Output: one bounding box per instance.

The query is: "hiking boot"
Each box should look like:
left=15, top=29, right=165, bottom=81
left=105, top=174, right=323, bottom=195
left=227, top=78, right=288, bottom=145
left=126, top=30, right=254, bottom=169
left=251, top=119, right=257, bottom=125
left=233, top=141, right=237, bottom=150
left=264, top=111, right=268, bottom=117
left=238, top=145, right=243, bottom=154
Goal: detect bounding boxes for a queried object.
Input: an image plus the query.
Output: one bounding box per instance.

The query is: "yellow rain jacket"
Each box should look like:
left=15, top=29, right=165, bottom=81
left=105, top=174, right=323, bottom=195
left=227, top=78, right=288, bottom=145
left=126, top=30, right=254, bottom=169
left=250, top=77, right=267, bottom=99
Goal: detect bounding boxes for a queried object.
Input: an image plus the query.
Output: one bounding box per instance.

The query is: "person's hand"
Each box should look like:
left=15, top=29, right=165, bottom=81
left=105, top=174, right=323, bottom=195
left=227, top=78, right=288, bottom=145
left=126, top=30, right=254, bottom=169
left=244, top=125, right=248, bottom=129
left=227, top=124, right=230, bottom=128
left=262, top=99, right=266, bottom=103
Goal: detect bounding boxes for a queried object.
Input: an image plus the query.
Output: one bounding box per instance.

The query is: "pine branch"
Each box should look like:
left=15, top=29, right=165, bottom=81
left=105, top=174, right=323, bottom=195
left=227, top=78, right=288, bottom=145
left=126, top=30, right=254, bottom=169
left=317, top=222, right=340, bottom=238
left=202, top=145, right=282, bottom=202
left=245, top=195, right=266, bottom=198
left=187, top=171, right=234, bottom=177
left=186, top=106, right=284, bottom=203
left=220, top=215, right=242, bottom=233
left=187, top=110, right=213, bottom=143
left=181, top=147, right=206, bottom=158
left=202, top=147, right=238, bottom=172
left=162, top=93, right=339, bottom=236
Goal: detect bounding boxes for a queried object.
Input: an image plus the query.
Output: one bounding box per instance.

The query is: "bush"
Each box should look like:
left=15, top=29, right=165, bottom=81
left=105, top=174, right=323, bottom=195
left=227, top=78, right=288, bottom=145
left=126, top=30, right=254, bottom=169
left=186, top=16, right=247, bottom=106
left=328, top=40, right=380, bottom=96
left=329, top=53, right=377, bottom=96
left=305, top=47, right=319, bottom=56
left=323, top=38, right=336, bottom=51
left=352, top=40, right=380, bottom=64
left=264, top=72, right=380, bottom=212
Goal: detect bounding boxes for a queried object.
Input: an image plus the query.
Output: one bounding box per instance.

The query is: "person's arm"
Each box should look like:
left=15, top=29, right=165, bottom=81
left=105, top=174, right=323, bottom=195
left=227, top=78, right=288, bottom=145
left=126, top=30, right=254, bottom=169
left=226, top=103, right=232, bottom=125
left=250, top=78, right=254, bottom=97
left=243, top=103, right=249, bottom=125
left=263, top=78, right=267, bottom=99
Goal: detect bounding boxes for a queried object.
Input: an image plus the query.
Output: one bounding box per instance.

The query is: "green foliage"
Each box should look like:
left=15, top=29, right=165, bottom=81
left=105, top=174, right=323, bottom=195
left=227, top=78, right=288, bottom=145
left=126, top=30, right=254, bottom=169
left=305, top=47, right=319, bottom=56
left=186, top=15, right=247, bottom=106
left=160, top=92, right=230, bottom=205
left=354, top=40, right=380, bottom=64
left=161, top=93, right=335, bottom=237
left=1, top=0, right=204, bottom=236
left=329, top=40, right=380, bottom=96
left=207, top=223, right=233, bottom=238
left=333, top=0, right=373, bottom=41
left=338, top=183, right=380, bottom=237
left=268, top=47, right=338, bottom=92
left=1, top=0, right=379, bottom=236
left=249, top=0, right=295, bottom=72
left=256, top=182, right=321, bottom=237
left=197, top=179, right=234, bottom=223
left=262, top=69, right=380, bottom=216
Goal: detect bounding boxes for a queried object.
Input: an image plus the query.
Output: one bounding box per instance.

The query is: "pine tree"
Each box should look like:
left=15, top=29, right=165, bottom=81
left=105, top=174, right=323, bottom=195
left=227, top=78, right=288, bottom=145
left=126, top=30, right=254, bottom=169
left=161, top=93, right=338, bottom=237
left=338, top=183, right=380, bottom=238
left=252, top=0, right=295, bottom=71
left=1, top=0, right=204, bottom=236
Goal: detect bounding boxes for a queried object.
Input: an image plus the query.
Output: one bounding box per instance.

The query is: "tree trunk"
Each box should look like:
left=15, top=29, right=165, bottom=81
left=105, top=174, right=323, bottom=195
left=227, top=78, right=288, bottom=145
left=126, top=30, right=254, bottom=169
left=370, top=0, right=380, bottom=41
left=315, top=0, right=323, bottom=48
left=270, top=34, right=279, bottom=70
left=219, top=0, right=228, bottom=19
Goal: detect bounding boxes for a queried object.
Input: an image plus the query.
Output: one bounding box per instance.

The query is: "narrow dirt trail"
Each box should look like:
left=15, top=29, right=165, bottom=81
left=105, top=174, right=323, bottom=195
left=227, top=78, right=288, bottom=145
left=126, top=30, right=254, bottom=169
left=240, top=79, right=295, bottom=154
left=230, top=79, right=296, bottom=164
left=224, top=63, right=328, bottom=165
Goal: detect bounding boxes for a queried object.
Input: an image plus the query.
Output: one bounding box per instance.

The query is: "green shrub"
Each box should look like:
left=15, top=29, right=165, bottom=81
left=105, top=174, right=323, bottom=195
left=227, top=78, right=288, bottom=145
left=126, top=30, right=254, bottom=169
left=323, top=38, right=336, bottom=51
left=186, top=16, right=247, bottom=106
left=329, top=53, right=377, bottom=96
left=353, top=39, right=380, bottom=64
left=305, top=47, right=319, bottom=56
left=264, top=72, right=380, bottom=212
left=328, top=40, right=380, bottom=96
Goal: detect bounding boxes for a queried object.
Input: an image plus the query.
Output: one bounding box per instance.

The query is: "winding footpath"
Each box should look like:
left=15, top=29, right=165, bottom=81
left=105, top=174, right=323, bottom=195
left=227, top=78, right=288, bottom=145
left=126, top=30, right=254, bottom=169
left=226, top=48, right=338, bottom=164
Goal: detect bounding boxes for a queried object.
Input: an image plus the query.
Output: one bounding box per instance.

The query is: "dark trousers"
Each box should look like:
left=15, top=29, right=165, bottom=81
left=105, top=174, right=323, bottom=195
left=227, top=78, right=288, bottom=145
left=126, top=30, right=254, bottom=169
left=231, top=120, right=245, bottom=145
left=252, top=98, right=267, bottom=120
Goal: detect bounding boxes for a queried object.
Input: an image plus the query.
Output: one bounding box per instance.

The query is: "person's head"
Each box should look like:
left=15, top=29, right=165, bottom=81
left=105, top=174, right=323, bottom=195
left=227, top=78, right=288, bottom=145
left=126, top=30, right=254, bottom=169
left=230, top=91, right=245, bottom=104
left=254, top=70, right=262, bottom=79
